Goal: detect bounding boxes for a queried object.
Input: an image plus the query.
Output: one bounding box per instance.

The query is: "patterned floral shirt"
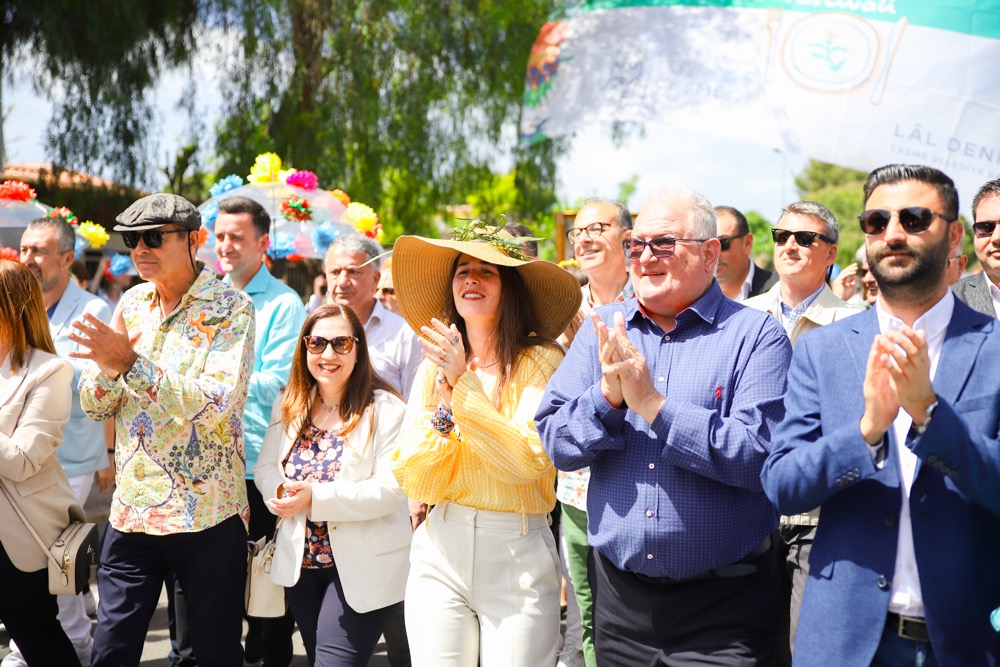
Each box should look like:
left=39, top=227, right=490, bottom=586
left=80, top=268, right=255, bottom=535
left=283, top=422, right=344, bottom=568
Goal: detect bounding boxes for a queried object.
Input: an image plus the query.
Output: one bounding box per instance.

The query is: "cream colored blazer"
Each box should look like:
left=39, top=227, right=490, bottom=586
left=0, top=348, right=85, bottom=572
left=254, top=389, right=411, bottom=614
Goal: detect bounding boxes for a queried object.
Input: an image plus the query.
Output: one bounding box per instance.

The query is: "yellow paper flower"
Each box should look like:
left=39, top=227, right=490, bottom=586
left=247, top=152, right=283, bottom=183
left=77, top=221, right=110, bottom=249
left=278, top=168, right=298, bottom=183
left=343, top=202, right=382, bottom=241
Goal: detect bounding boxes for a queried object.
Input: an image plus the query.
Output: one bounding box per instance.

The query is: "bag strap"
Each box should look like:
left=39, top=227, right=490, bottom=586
left=0, top=478, right=65, bottom=570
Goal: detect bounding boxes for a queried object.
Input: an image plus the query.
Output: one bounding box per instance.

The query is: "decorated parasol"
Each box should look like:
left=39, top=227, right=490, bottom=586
left=197, top=153, right=382, bottom=264
left=0, top=181, right=111, bottom=258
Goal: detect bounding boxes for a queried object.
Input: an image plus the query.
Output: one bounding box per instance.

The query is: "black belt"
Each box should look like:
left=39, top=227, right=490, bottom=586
left=634, top=535, right=772, bottom=585
left=887, top=613, right=930, bottom=642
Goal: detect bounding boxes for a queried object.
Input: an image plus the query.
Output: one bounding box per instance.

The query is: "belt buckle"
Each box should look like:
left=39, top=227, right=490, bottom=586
left=896, top=614, right=928, bottom=642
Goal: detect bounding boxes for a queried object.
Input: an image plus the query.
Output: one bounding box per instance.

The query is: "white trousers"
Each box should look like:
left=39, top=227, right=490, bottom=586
left=405, top=501, right=560, bottom=667
left=56, top=473, right=94, bottom=649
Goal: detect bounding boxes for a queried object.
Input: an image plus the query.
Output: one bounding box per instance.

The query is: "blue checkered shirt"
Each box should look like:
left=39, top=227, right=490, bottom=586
left=536, top=281, right=791, bottom=578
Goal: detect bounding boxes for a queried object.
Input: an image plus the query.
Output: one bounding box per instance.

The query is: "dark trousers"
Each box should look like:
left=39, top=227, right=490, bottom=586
left=0, top=542, right=81, bottom=667
left=590, top=546, right=780, bottom=666
left=245, top=480, right=296, bottom=666
left=286, top=566, right=399, bottom=667
left=91, top=514, right=247, bottom=667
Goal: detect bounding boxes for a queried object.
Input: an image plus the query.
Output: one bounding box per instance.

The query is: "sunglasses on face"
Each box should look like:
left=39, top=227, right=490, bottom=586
left=121, top=228, right=191, bottom=249
left=770, top=229, right=835, bottom=247
left=973, top=220, right=1000, bottom=239
left=302, top=335, right=358, bottom=355
left=716, top=232, right=748, bottom=251
left=858, top=207, right=956, bottom=236
left=621, top=236, right=707, bottom=259
left=566, top=222, right=611, bottom=245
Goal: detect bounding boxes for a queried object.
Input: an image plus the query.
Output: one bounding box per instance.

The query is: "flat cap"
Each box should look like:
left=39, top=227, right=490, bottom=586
left=114, top=193, right=201, bottom=231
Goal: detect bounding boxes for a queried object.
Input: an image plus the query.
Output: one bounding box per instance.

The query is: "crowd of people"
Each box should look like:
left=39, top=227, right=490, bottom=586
left=1, top=163, right=998, bottom=667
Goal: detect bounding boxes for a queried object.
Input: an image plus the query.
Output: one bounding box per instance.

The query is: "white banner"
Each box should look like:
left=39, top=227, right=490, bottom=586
left=521, top=1, right=1000, bottom=203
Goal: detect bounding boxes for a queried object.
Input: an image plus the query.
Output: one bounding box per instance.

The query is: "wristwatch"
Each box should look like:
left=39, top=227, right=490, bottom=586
left=909, top=400, right=938, bottom=438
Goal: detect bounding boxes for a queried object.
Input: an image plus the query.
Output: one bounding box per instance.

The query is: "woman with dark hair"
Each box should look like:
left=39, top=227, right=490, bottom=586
left=254, top=303, right=412, bottom=666
left=390, top=226, right=582, bottom=666
left=0, top=260, right=84, bottom=666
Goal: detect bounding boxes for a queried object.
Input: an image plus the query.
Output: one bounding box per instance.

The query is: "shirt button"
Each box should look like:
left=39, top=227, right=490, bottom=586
left=647, top=553, right=654, bottom=560
left=664, top=335, right=670, bottom=341
left=648, top=463, right=655, bottom=469
left=646, top=509, right=653, bottom=517
left=658, top=376, right=665, bottom=382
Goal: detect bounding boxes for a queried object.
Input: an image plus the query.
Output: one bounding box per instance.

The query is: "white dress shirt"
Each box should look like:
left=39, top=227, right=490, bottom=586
left=984, top=272, right=1000, bottom=318
left=874, top=290, right=954, bottom=618
left=363, top=299, right=423, bottom=399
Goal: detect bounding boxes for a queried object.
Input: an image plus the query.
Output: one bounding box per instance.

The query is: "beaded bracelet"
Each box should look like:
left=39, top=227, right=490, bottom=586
left=430, top=403, right=455, bottom=436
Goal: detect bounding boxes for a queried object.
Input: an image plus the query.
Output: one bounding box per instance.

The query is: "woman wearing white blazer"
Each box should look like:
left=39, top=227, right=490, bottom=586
left=0, top=260, right=84, bottom=666
left=254, top=303, right=411, bottom=667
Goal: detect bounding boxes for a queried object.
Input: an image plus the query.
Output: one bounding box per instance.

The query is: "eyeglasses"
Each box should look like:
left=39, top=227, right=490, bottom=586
left=770, top=229, right=835, bottom=247
left=302, top=335, right=358, bottom=355
left=716, top=232, right=748, bottom=251
left=972, top=220, right=1000, bottom=239
left=858, top=207, right=956, bottom=236
left=621, top=236, right=707, bottom=259
left=121, top=229, right=191, bottom=249
left=566, top=222, right=611, bottom=245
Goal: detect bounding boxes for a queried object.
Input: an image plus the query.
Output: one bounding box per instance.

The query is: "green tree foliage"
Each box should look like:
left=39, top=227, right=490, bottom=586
left=745, top=210, right=774, bottom=268
left=2, top=1, right=200, bottom=187
left=211, top=0, right=556, bottom=239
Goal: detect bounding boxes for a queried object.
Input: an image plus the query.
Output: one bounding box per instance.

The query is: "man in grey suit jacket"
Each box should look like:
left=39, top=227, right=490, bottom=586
left=16, top=217, right=112, bottom=667
left=952, top=177, right=1000, bottom=318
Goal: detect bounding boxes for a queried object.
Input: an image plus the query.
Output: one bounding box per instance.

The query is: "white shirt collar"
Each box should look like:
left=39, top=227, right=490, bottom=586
left=735, top=261, right=755, bottom=303
left=875, top=289, right=954, bottom=354
left=983, top=272, right=1000, bottom=318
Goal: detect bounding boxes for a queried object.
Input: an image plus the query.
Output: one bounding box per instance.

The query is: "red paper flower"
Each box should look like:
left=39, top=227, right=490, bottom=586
left=279, top=195, right=312, bottom=222
left=47, top=206, right=78, bottom=225
left=0, top=247, right=19, bottom=261
left=0, top=180, right=37, bottom=202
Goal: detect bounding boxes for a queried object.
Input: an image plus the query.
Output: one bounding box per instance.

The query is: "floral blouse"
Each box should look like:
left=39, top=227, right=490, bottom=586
left=283, top=422, right=344, bottom=569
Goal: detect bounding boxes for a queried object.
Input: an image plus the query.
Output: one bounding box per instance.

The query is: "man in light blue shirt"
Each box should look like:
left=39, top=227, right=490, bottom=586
left=17, top=216, right=113, bottom=667
left=217, top=196, right=304, bottom=667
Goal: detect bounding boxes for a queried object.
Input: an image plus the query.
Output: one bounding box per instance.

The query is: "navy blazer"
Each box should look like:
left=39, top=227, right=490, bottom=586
left=761, top=299, right=1000, bottom=666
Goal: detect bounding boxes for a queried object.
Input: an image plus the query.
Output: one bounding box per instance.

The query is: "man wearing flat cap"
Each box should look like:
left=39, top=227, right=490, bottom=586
left=72, top=193, right=255, bottom=666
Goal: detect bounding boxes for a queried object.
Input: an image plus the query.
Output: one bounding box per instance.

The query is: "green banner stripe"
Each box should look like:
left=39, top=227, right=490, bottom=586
left=570, top=1, right=1000, bottom=41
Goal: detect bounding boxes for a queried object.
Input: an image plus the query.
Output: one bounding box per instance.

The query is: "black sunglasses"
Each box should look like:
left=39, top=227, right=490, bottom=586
left=770, top=229, right=835, bottom=247
left=121, top=228, right=191, bottom=249
left=858, top=207, right=956, bottom=236
left=972, top=220, right=1000, bottom=239
left=302, top=335, right=358, bottom=355
left=716, top=232, right=748, bottom=251
left=621, top=236, right=707, bottom=259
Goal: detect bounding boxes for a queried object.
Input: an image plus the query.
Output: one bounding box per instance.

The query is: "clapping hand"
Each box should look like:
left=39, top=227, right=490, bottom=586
left=68, top=309, right=140, bottom=379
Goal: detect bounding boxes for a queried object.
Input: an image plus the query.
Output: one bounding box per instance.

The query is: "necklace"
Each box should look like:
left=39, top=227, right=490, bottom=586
left=478, top=359, right=498, bottom=369
left=318, top=396, right=339, bottom=413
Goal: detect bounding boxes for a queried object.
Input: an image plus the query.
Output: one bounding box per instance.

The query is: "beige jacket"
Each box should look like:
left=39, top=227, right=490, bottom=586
left=745, top=283, right=861, bottom=348
left=0, top=348, right=85, bottom=572
left=254, top=389, right=411, bottom=613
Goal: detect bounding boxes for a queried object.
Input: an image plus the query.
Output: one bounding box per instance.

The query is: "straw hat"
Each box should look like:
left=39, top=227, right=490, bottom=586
left=392, top=228, right=582, bottom=340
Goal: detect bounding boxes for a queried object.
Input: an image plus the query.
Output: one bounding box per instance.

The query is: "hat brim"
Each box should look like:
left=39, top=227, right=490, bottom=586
left=112, top=220, right=200, bottom=232
left=393, top=235, right=582, bottom=341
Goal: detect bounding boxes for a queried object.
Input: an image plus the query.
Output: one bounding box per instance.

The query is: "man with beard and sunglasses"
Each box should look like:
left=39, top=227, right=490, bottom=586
left=762, top=165, right=1000, bottom=665
left=71, top=193, right=255, bottom=667
left=952, top=177, right=1000, bottom=318
left=744, top=200, right=858, bottom=664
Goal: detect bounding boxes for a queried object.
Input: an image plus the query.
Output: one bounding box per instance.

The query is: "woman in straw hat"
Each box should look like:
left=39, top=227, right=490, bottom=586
left=391, top=223, right=582, bottom=666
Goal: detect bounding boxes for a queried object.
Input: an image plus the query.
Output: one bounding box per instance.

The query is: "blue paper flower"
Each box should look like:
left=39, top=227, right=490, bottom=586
left=201, top=201, right=219, bottom=230
left=109, top=253, right=134, bottom=276
left=267, top=231, right=297, bottom=259
left=209, top=174, right=244, bottom=198
left=311, top=223, right=341, bottom=255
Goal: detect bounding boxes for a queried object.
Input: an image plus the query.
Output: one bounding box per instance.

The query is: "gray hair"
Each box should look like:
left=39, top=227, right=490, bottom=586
left=854, top=245, right=867, bottom=265
left=778, top=201, right=839, bottom=244
left=26, top=217, right=77, bottom=254
left=640, top=185, right=716, bottom=239
left=579, top=197, right=633, bottom=231
left=326, top=233, right=385, bottom=272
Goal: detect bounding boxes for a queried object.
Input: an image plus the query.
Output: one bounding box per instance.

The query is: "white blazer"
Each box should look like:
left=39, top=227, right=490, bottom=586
left=0, top=348, right=85, bottom=572
left=254, top=389, right=411, bottom=614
